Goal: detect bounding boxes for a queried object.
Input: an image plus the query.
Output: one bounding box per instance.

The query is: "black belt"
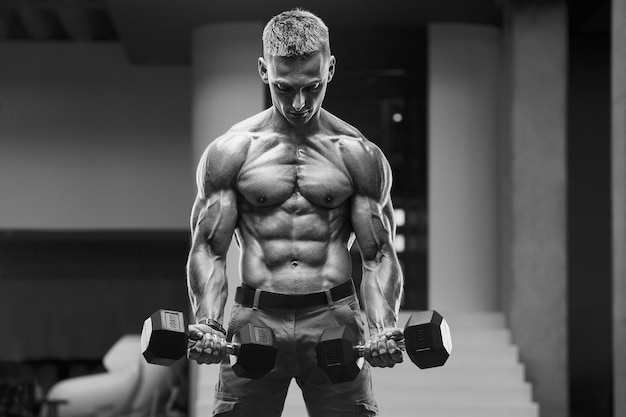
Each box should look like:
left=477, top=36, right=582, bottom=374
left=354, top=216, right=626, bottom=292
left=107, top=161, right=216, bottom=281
left=235, top=279, right=356, bottom=310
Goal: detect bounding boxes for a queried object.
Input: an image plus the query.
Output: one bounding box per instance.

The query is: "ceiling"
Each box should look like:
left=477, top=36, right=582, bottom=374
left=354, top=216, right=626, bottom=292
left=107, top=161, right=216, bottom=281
left=0, top=0, right=504, bottom=65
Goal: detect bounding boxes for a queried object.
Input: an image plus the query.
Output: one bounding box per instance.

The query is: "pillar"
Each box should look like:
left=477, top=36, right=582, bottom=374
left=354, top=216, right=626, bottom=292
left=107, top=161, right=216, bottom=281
left=428, top=24, right=501, bottom=312
left=501, top=2, right=568, bottom=416
left=190, top=22, right=264, bottom=416
left=613, top=0, right=626, bottom=415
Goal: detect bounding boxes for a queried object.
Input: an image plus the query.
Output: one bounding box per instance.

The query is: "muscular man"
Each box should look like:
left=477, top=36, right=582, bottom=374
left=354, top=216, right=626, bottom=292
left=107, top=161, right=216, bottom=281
left=186, top=9, right=404, bottom=417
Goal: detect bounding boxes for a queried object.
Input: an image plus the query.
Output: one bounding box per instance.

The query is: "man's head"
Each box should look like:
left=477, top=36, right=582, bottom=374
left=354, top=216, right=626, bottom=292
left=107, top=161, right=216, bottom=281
left=259, top=9, right=336, bottom=127
left=262, top=8, right=331, bottom=58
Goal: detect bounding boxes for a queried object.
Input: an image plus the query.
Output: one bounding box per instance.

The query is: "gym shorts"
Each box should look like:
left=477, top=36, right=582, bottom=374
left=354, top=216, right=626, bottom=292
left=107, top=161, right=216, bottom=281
left=211, top=285, right=379, bottom=417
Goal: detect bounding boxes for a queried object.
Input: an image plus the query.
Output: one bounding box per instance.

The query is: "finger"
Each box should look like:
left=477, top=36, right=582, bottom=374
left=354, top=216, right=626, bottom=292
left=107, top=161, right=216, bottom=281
left=186, top=347, right=198, bottom=361
left=188, top=339, right=204, bottom=355
left=386, top=339, right=404, bottom=364
left=209, top=333, right=222, bottom=359
left=187, top=340, right=205, bottom=363
left=366, top=337, right=383, bottom=368
left=188, top=325, right=206, bottom=340
left=189, top=329, right=204, bottom=340
left=203, top=333, right=216, bottom=358
left=205, top=333, right=227, bottom=363
left=363, top=341, right=376, bottom=367
left=377, top=337, right=394, bottom=367
left=386, top=328, right=404, bottom=342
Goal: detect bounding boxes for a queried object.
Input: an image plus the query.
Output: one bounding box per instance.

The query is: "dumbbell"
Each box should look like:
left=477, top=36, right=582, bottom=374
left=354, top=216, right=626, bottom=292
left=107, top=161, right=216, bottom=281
left=141, top=309, right=278, bottom=379
left=316, top=310, right=452, bottom=383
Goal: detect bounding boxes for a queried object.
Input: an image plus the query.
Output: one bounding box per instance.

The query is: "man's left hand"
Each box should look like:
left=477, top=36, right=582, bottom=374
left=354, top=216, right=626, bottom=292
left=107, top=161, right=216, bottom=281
left=363, top=328, right=404, bottom=368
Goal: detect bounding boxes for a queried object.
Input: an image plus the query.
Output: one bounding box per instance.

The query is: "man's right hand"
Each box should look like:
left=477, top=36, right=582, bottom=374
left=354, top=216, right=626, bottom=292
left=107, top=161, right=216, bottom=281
left=187, top=324, right=228, bottom=364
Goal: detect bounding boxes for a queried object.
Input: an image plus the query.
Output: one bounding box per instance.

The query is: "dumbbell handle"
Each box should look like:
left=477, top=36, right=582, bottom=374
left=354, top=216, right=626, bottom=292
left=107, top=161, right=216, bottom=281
left=225, top=342, right=239, bottom=356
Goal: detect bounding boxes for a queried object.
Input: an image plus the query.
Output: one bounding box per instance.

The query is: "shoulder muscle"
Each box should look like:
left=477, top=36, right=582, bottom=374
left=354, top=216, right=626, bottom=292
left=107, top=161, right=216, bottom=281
left=341, top=137, right=392, bottom=203
left=196, top=132, right=251, bottom=197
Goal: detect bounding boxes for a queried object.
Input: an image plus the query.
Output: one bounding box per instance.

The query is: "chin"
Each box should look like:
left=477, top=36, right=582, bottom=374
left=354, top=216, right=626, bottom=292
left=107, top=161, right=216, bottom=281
left=288, top=117, right=311, bottom=126
left=284, top=111, right=313, bottom=126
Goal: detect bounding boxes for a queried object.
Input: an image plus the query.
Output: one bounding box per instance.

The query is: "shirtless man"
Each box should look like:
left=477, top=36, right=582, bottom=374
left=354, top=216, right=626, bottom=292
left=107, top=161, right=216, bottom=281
left=186, top=9, right=404, bottom=417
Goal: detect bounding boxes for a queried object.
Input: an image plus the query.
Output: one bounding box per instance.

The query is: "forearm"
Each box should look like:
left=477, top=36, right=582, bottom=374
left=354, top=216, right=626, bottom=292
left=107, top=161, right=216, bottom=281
left=186, top=248, right=229, bottom=324
left=360, top=254, right=404, bottom=336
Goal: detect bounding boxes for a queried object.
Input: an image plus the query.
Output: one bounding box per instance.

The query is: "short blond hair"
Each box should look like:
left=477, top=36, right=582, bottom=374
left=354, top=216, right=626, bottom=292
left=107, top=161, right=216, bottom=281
left=262, top=9, right=330, bottom=58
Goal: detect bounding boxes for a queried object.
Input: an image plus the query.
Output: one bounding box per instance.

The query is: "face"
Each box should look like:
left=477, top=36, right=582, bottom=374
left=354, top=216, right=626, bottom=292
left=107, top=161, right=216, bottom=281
left=259, top=51, right=335, bottom=126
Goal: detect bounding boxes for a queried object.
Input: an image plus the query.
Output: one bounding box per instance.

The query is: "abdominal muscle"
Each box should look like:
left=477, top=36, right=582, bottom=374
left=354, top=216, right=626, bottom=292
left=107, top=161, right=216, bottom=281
left=236, top=194, right=354, bottom=295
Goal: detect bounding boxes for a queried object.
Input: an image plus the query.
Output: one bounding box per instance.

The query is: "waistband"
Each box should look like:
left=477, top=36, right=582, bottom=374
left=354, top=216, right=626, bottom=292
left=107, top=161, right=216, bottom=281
left=235, top=279, right=356, bottom=310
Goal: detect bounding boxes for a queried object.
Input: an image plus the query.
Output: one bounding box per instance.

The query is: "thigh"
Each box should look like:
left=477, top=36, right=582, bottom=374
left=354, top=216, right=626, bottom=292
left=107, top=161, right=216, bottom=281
left=295, top=296, right=379, bottom=417
left=212, top=304, right=295, bottom=417
left=298, top=364, right=379, bottom=417
left=212, top=361, right=292, bottom=417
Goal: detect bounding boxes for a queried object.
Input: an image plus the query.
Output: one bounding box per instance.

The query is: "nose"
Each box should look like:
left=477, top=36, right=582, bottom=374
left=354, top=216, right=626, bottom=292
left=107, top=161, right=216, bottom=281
left=292, top=91, right=305, bottom=111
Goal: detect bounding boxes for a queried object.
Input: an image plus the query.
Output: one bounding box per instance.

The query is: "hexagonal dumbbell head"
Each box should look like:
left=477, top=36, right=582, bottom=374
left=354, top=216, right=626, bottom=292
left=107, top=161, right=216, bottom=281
left=141, top=309, right=188, bottom=366
left=315, top=325, right=363, bottom=383
left=403, top=310, right=452, bottom=369
left=231, top=323, right=278, bottom=379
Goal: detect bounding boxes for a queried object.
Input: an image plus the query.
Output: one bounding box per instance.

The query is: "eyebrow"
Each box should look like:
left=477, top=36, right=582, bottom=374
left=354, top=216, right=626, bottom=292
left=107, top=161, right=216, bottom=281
left=274, top=79, right=322, bottom=88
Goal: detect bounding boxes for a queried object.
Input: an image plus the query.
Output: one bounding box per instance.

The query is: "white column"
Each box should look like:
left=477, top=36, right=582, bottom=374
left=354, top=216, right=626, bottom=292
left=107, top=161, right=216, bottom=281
left=190, top=22, right=264, bottom=417
left=427, top=24, right=501, bottom=312
left=502, top=2, right=568, bottom=415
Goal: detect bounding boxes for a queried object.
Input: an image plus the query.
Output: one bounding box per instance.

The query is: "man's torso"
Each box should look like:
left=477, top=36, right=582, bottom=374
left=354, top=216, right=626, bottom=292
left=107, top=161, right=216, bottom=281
left=227, top=109, right=371, bottom=294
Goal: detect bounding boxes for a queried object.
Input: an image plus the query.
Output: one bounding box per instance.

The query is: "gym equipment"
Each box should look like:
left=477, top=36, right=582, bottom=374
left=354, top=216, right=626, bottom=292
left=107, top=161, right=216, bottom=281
left=141, top=309, right=278, bottom=379
left=315, top=310, right=452, bottom=383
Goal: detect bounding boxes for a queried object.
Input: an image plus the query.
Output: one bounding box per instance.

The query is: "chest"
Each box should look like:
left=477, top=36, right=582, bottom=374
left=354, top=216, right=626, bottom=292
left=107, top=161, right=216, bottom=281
left=237, top=140, right=353, bottom=208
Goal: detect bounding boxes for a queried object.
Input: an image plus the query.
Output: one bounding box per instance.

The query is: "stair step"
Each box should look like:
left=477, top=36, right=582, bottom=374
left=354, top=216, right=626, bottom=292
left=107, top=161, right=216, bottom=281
left=443, top=311, right=507, bottom=329
left=449, top=329, right=512, bottom=346
left=371, top=371, right=529, bottom=388
left=381, top=404, right=539, bottom=417
left=373, top=384, right=533, bottom=406
left=446, top=344, right=519, bottom=362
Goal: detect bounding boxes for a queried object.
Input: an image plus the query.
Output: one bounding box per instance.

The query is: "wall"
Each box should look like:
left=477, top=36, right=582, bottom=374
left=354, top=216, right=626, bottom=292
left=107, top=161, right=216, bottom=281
left=0, top=43, right=194, bottom=361
left=0, top=43, right=193, bottom=230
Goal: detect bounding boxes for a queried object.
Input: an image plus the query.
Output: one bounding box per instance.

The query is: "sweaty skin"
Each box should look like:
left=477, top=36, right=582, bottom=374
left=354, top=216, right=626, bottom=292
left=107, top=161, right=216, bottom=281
left=186, top=51, right=404, bottom=368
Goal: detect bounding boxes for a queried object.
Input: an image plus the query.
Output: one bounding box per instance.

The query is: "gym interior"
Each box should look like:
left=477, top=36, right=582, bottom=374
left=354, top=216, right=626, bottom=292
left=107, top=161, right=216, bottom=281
left=0, top=1, right=623, bottom=417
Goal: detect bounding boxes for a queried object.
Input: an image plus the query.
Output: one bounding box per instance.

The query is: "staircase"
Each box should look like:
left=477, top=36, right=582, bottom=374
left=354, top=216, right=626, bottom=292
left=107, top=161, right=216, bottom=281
left=192, top=311, right=539, bottom=417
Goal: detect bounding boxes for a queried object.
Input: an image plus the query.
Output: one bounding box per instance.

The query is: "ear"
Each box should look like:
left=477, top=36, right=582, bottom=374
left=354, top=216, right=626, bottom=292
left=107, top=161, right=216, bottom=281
left=327, top=55, right=336, bottom=83
left=258, top=57, right=269, bottom=84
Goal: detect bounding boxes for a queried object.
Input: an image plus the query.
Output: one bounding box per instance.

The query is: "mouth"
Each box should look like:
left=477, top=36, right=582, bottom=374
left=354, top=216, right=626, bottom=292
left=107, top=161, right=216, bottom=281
left=289, top=110, right=309, bottom=118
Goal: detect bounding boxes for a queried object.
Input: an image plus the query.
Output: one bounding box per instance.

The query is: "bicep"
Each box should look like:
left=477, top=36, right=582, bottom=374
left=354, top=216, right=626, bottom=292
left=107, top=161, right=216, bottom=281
left=189, top=136, right=244, bottom=256
left=190, top=189, right=238, bottom=258
left=344, top=139, right=397, bottom=259
left=351, top=194, right=395, bottom=263
left=349, top=149, right=396, bottom=262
